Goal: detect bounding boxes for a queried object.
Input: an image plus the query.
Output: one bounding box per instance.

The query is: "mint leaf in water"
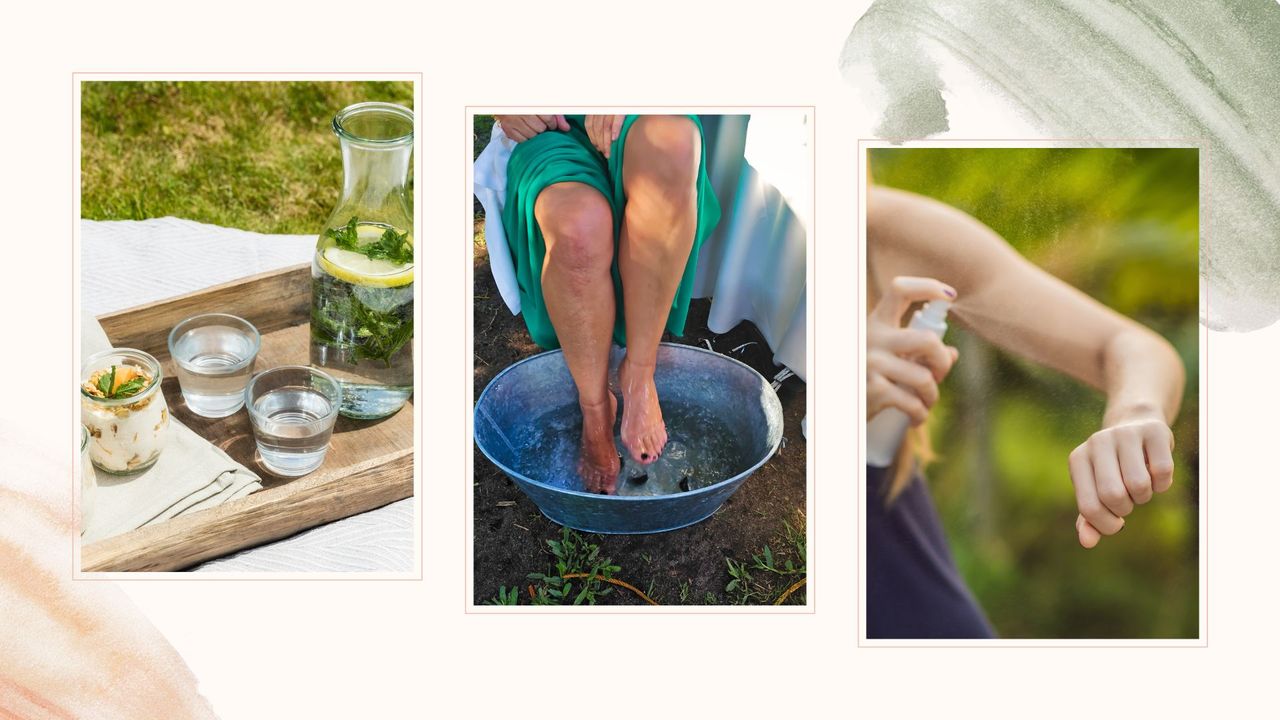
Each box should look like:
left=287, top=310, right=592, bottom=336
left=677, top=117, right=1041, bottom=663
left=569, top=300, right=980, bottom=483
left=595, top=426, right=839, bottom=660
left=324, top=218, right=412, bottom=265
left=311, top=272, right=412, bottom=368
left=373, top=227, right=414, bottom=265
left=325, top=217, right=361, bottom=252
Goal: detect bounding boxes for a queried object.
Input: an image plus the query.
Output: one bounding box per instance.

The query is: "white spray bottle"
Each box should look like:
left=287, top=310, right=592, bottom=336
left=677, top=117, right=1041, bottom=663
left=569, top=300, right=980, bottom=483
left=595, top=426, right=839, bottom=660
left=866, top=299, right=951, bottom=468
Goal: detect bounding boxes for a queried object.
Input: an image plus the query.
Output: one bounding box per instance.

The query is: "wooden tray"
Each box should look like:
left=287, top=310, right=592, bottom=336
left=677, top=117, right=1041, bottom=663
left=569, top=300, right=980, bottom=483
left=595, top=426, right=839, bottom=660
left=81, top=264, right=414, bottom=572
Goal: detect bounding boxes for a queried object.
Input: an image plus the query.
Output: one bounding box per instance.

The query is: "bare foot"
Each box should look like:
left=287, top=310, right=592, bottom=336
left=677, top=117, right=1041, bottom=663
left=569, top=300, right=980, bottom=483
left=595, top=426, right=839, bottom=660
left=578, top=394, right=621, bottom=494
left=619, top=355, right=667, bottom=465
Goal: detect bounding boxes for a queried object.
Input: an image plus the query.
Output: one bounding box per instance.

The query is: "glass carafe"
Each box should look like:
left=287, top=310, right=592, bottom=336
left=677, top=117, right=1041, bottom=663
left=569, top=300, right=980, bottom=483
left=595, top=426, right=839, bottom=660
left=310, top=102, right=414, bottom=419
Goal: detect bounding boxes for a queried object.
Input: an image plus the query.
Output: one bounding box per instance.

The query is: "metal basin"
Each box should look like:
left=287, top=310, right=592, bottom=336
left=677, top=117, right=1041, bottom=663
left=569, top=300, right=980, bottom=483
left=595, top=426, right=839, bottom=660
left=474, top=343, right=784, bottom=534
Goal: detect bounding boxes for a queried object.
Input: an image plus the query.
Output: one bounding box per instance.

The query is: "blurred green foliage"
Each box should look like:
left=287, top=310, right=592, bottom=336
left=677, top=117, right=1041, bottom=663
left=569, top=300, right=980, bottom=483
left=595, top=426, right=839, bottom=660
left=82, top=81, right=414, bottom=234
left=872, top=148, right=1199, bottom=639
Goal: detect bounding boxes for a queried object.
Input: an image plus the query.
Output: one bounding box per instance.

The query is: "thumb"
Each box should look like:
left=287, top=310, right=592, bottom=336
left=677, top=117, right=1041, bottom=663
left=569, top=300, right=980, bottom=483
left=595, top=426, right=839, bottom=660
left=870, top=276, right=956, bottom=327
left=1076, top=514, right=1102, bottom=549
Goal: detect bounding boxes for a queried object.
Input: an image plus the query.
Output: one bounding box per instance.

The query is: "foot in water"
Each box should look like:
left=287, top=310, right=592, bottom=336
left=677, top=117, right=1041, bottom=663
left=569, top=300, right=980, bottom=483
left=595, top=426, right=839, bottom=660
left=578, top=393, right=621, bottom=494
left=619, top=355, right=668, bottom=465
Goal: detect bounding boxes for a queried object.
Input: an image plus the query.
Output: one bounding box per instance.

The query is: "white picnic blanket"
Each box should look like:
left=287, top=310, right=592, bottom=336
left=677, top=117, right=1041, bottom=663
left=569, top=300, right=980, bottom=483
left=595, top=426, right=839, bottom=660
left=81, top=217, right=414, bottom=572
left=473, top=113, right=809, bottom=385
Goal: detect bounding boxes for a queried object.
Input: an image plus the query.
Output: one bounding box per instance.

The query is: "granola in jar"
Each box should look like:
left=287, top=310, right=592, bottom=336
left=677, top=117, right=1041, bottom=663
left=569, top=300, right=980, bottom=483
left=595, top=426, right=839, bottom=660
left=80, top=349, right=169, bottom=474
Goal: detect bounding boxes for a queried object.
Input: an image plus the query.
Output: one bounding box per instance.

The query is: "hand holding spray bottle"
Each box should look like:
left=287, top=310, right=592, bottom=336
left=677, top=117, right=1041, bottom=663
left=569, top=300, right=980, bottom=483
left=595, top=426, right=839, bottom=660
left=866, top=299, right=952, bottom=467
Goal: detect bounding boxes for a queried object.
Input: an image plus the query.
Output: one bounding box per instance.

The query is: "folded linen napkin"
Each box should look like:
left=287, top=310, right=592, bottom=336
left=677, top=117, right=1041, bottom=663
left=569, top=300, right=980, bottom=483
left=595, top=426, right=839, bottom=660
left=81, top=312, right=262, bottom=544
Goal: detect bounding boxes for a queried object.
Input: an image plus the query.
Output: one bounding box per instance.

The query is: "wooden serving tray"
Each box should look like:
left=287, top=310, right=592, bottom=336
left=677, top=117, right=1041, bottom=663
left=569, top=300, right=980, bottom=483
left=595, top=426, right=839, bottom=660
left=81, top=264, right=414, bottom=572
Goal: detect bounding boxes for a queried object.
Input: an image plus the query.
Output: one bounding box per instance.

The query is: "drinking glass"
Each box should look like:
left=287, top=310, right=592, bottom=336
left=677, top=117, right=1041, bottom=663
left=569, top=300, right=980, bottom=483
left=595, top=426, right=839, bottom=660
left=245, top=366, right=341, bottom=477
left=168, top=313, right=261, bottom=418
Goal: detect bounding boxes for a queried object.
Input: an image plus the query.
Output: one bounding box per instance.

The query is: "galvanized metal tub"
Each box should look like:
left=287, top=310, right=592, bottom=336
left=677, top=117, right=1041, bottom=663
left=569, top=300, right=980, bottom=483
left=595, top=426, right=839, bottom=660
left=474, top=343, right=784, bottom=534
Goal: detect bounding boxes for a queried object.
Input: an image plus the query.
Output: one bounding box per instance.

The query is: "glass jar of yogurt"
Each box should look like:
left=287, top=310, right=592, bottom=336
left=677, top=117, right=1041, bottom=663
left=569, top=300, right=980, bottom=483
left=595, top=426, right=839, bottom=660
left=80, top=348, right=169, bottom=475
left=80, top=425, right=96, bottom=535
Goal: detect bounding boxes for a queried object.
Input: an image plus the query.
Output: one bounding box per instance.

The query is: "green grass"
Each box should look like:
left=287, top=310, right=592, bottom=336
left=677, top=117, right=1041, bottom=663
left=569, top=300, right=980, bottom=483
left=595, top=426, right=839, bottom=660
left=81, top=81, right=414, bottom=235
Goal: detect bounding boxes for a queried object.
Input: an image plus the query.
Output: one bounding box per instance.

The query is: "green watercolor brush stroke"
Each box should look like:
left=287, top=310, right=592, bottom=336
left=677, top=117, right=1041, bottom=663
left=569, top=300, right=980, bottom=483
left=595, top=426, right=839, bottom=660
left=841, top=0, right=1280, bottom=331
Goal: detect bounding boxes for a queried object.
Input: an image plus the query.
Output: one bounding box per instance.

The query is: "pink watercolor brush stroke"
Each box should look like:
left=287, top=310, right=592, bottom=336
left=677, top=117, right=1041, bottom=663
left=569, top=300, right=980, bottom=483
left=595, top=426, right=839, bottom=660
left=0, top=419, right=216, bottom=718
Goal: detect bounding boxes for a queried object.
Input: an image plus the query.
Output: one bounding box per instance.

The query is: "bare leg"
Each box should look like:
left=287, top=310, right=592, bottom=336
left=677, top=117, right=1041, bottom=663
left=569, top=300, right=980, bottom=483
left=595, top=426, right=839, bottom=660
left=617, top=116, right=700, bottom=465
left=536, top=182, right=621, bottom=493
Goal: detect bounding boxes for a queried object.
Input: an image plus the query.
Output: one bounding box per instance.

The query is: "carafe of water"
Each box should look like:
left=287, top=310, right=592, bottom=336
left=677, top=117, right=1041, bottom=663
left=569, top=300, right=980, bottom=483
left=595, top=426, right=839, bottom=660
left=310, top=101, right=415, bottom=419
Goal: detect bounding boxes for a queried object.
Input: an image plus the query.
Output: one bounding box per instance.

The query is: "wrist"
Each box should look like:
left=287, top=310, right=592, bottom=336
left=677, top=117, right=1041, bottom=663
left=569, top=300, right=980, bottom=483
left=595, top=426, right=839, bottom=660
left=1102, top=401, right=1166, bottom=428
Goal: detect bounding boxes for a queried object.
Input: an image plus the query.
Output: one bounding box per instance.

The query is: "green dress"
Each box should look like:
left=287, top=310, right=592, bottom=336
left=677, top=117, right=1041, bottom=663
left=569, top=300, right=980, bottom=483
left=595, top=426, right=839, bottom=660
left=502, top=115, right=721, bottom=349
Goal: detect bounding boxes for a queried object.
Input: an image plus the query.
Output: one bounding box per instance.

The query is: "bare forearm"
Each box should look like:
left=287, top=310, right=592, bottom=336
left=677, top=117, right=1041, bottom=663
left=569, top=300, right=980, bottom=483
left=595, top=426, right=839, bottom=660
left=1100, top=326, right=1185, bottom=428
left=870, top=187, right=1182, bottom=402
left=868, top=184, right=1187, bottom=549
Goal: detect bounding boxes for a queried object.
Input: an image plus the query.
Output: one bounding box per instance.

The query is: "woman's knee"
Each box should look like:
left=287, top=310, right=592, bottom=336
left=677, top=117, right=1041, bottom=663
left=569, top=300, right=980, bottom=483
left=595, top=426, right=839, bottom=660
left=623, top=116, right=700, bottom=192
left=535, top=184, right=614, bottom=274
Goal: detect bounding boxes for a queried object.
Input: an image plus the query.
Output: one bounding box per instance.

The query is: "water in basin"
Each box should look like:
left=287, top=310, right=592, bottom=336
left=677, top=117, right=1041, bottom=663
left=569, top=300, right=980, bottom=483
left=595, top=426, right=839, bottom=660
left=507, top=399, right=753, bottom=495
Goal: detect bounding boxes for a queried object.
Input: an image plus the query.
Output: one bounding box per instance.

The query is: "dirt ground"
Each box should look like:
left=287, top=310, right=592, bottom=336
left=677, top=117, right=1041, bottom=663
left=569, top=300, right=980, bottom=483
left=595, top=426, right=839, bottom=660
left=473, top=240, right=807, bottom=605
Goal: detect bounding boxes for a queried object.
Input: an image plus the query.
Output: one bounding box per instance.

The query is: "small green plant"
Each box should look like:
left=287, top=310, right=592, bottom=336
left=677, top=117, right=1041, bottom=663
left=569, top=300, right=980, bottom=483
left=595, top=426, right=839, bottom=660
left=725, top=557, right=760, bottom=605
left=782, top=518, right=806, bottom=562
left=720, top=514, right=808, bottom=605
left=526, top=528, right=622, bottom=606
left=526, top=574, right=579, bottom=604
left=678, top=579, right=692, bottom=603
left=529, top=586, right=559, bottom=606
left=645, top=578, right=660, bottom=603
left=483, top=585, right=520, bottom=606
left=751, top=544, right=804, bottom=577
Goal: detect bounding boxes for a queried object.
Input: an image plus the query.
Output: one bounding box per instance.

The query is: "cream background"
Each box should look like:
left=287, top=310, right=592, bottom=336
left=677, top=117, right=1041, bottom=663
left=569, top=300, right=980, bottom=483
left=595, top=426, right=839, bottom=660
left=0, top=0, right=1266, bottom=716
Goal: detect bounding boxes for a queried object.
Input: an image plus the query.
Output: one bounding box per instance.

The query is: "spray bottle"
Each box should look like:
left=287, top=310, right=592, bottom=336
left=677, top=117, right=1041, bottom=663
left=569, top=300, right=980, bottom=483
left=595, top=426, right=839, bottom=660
left=866, top=300, right=951, bottom=468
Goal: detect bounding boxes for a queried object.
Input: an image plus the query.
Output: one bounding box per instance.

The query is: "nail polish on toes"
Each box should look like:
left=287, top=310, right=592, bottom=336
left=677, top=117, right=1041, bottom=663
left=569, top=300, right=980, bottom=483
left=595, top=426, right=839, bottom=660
left=641, top=453, right=649, bottom=460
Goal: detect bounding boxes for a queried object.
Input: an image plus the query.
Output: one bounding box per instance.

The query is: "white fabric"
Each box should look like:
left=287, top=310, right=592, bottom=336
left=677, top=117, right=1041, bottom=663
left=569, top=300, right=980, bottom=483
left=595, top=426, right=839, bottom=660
left=471, top=114, right=809, bottom=382
left=81, top=217, right=318, bottom=316
left=82, top=217, right=413, bottom=571
left=195, top=499, right=415, bottom=572
left=473, top=124, right=522, bottom=315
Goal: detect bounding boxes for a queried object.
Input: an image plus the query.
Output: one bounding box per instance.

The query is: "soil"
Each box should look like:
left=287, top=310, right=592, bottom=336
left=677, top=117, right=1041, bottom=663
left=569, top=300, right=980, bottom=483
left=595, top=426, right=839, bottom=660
left=473, top=244, right=807, bottom=605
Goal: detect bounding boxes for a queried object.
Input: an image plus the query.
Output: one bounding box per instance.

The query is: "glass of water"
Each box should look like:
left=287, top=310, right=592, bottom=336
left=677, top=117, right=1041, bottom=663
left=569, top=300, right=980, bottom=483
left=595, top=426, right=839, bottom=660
left=245, top=365, right=341, bottom=477
left=168, top=313, right=261, bottom=418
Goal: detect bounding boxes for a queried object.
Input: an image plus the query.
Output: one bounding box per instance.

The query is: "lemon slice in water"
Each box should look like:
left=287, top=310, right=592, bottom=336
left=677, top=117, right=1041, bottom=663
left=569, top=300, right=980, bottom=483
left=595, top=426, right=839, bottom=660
left=319, top=247, right=414, bottom=288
